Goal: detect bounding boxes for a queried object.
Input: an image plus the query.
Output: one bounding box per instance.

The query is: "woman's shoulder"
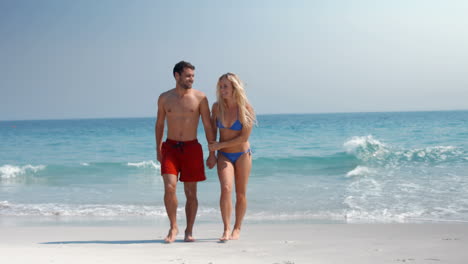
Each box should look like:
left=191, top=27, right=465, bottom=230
left=211, top=102, right=220, bottom=115
left=213, top=101, right=223, bottom=110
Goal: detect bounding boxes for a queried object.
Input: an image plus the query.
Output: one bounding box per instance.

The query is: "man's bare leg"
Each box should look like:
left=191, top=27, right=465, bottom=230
left=163, top=174, right=179, bottom=243
left=184, top=182, right=198, bottom=242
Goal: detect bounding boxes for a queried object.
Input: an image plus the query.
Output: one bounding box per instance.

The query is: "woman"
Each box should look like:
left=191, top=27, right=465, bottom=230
left=209, top=72, right=256, bottom=241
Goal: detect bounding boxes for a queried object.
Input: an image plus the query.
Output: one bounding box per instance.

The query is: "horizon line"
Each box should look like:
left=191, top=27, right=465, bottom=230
left=1, top=109, right=467, bottom=122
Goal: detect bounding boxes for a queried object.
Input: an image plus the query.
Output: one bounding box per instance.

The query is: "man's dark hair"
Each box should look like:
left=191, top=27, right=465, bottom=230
left=173, top=61, right=195, bottom=77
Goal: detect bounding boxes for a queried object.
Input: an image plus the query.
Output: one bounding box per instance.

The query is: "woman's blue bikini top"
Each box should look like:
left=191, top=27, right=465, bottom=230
left=217, top=119, right=243, bottom=131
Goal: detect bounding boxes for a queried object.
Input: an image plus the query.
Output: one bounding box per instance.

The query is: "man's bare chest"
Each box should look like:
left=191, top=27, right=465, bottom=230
left=165, top=98, right=200, bottom=116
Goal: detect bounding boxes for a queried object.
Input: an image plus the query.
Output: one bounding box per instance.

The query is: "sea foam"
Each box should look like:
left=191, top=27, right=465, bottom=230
left=0, top=164, right=45, bottom=179
left=0, top=201, right=218, bottom=218
left=343, top=135, right=389, bottom=161
left=127, top=160, right=160, bottom=169
left=346, top=166, right=374, bottom=177
left=343, top=136, right=466, bottom=164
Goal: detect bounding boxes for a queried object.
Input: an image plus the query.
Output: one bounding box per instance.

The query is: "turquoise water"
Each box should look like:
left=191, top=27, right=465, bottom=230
left=1, top=111, right=468, bottom=224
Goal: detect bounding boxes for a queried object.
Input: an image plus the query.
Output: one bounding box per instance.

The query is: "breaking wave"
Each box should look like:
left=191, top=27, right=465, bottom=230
left=0, top=164, right=46, bottom=179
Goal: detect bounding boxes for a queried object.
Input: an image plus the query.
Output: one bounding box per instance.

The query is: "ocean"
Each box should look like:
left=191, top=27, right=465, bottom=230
left=1, top=111, right=468, bottom=225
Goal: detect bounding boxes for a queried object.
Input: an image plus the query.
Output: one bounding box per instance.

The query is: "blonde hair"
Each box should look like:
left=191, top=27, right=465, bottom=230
left=216, top=73, right=256, bottom=128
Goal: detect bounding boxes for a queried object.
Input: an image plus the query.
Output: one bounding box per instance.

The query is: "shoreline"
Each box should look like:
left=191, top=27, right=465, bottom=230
left=1, top=222, right=467, bottom=264
left=3, top=214, right=468, bottom=228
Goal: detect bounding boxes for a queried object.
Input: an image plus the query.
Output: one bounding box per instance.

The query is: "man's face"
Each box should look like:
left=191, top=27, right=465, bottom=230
left=176, top=68, right=195, bottom=90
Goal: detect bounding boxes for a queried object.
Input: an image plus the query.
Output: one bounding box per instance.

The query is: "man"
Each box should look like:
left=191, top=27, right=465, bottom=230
left=155, top=61, right=216, bottom=243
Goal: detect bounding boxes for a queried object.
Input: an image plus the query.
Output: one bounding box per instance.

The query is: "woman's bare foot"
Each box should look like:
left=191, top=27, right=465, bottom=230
left=219, top=230, right=231, bottom=241
left=230, top=228, right=241, bottom=240
left=184, top=231, right=195, bottom=242
left=164, top=227, right=179, bottom=243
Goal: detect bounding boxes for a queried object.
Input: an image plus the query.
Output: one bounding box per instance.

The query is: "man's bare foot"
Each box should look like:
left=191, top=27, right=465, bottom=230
left=230, top=228, right=241, bottom=240
left=219, top=230, right=231, bottom=241
left=184, top=231, right=195, bottom=242
left=164, top=228, right=178, bottom=243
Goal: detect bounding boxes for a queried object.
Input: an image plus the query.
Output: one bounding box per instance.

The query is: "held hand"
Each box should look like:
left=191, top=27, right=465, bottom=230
left=206, top=153, right=217, bottom=169
left=208, top=142, right=221, bottom=152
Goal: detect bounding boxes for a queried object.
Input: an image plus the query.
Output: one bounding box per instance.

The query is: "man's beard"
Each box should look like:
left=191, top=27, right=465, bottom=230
left=181, top=83, right=192, bottom=90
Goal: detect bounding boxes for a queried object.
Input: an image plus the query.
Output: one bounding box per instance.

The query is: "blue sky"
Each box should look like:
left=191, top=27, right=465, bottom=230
left=1, top=0, right=467, bottom=120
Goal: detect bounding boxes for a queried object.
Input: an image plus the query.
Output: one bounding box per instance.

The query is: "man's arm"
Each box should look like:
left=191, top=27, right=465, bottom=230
left=155, top=95, right=166, bottom=162
left=210, top=102, right=219, bottom=144
left=200, top=95, right=216, bottom=168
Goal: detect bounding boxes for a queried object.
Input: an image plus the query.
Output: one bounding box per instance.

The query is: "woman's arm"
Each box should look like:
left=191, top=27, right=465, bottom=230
left=209, top=104, right=254, bottom=151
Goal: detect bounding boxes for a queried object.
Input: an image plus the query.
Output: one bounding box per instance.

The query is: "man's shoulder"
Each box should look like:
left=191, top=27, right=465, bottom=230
left=192, top=88, right=206, bottom=96
left=191, top=89, right=207, bottom=101
left=160, top=89, right=175, bottom=97
left=159, top=89, right=176, bottom=102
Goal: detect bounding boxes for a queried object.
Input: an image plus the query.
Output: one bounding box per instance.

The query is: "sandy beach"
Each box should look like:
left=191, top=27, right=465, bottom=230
left=1, top=222, right=467, bottom=264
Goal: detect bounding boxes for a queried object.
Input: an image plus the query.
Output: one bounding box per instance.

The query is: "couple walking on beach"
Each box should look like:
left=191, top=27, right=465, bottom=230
left=155, top=61, right=256, bottom=243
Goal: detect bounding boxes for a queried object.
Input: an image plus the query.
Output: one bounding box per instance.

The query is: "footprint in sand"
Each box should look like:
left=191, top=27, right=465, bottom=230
left=396, top=258, right=415, bottom=262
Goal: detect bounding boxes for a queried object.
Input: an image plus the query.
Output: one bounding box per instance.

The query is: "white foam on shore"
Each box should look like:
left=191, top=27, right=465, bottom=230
left=245, top=211, right=347, bottom=222
left=344, top=208, right=427, bottom=223
left=2, top=200, right=467, bottom=224
left=0, top=165, right=46, bottom=179
left=0, top=202, right=217, bottom=218
left=0, top=202, right=167, bottom=217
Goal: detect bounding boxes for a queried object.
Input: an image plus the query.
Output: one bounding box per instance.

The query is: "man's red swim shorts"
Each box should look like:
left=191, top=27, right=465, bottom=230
left=160, top=139, right=206, bottom=182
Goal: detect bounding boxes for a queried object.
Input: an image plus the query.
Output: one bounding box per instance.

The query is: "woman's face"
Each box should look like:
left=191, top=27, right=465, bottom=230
left=219, top=77, right=234, bottom=100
